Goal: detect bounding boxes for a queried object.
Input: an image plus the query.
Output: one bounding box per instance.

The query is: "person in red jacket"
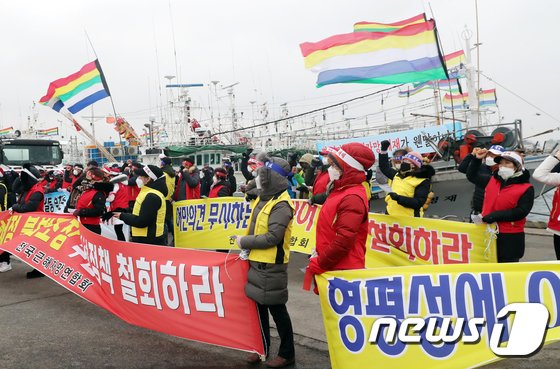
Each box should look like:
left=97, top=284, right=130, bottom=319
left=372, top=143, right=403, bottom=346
left=73, top=168, right=113, bottom=235
left=480, top=151, right=534, bottom=262
left=208, top=168, right=231, bottom=198
left=306, top=143, right=375, bottom=290
left=103, top=173, right=130, bottom=241
left=174, top=157, right=201, bottom=201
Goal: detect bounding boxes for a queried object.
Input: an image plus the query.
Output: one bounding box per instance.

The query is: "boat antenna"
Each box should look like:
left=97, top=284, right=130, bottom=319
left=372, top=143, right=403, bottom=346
left=84, top=29, right=124, bottom=149
left=474, top=0, right=481, bottom=128
left=168, top=0, right=180, bottom=83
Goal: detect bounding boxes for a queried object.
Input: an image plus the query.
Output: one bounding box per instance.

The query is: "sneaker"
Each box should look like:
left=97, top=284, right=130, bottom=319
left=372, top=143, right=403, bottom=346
left=26, top=269, right=45, bottom=279
left=0, top=262, right=12, bottom=272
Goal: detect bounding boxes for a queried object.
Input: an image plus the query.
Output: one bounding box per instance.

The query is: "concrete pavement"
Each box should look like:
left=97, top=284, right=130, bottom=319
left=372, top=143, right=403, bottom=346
left=1, top=232, right=560, bottom=368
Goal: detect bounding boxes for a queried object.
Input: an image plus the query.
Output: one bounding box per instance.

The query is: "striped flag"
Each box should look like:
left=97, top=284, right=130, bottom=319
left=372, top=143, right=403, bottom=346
left=0, top=127, right=13, bottom=135
left=479, top=88, right=497, bottom=107
left=37, top=127, right=59, bottom=136
left=443, top=92, right=469, bottom=110
left=300, top=16, right=448, bottom=87
left=353, top=14, right=426, bottom=33
left=444, top=50, right=465, bottom=71
left=39, top=60, right=111, bottom=114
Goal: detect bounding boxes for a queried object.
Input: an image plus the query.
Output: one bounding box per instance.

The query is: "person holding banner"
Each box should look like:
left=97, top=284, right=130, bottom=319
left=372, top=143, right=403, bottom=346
left=10, top=164, right=45, bottom=278
left=103, top=173, right=130, bottom=241
left=233, top=155, right=296, bottom=368
left=115, top=165, right=167, bottom=246
left=379, top=140, right=435, bottom=217
left=73, top=168, right=113, bottom=235
left=533, top=149, right=560, bottom=260
left=480, top=151, right=534, bottom=262
left=208, top=168, right=231, bottom=198
left=306, top=143, right=375, bottom=279
left=160, top=156, right=177, bottom=245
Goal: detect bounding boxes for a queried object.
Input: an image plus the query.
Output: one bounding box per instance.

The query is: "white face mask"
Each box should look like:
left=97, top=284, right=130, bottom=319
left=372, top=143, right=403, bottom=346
left=485, top=157, right=496, bottom=166
left=394, top=163, right=401, bottom=170
left=247, top=166, right=254, bottom=174
left=73, top=170, right=79, bottom=176
left=321, top=157, right=329, bottom=165
left=136, top=177, right=145, bottom=188
left=255, top=175, right=262, bottom=189
left=498, top=167, right=515, bottom=181
left=213, top=177, right=218, bottom=185
left=328, top=166, right=341, bottom=181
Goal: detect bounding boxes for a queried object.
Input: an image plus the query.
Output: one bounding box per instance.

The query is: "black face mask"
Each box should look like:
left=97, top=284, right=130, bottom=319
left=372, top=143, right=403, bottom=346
left=399, top=162, right=412, bottom=174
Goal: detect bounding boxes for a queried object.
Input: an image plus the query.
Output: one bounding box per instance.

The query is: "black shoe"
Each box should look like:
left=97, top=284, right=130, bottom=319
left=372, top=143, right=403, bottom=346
left=26, top=269, right=45, bottom=279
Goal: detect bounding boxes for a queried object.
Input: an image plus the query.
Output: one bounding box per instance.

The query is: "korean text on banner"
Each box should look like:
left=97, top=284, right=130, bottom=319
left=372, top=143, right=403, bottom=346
left=316, top=122, right=462, bottom=155
left=174, top=198, right=318, bottom=254
left=0, top=211, right=265, bottom=355
left=316, top=263, right=560, bottom=369
left=44, top=191, right=70, bottom=213
left=174, top=198, right=496, bottom=266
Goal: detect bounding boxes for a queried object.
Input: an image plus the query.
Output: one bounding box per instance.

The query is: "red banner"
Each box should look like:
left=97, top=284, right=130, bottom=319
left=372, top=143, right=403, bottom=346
left=0, top=212, right=265, bottom=355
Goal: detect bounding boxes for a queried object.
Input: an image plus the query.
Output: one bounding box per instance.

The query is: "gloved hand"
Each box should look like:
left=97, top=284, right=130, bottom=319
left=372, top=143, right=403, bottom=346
left=380, top=140, right=391, bottom=151
left=388, top=192, right=400, bottom=200
left=72, top=209, right=81, bottom=217
left=307, top=257, right=327, bottom=275
left=101, top=212, right=114, bottom=222
left=189, top=166, right=196, bottom=174
left=245, top=193, right=258, bottom=201
left=231, top=235, right=243, bottom=248
left=297, top=185, right=309, bottom=193
left=482, top=214, right=496, bottom=223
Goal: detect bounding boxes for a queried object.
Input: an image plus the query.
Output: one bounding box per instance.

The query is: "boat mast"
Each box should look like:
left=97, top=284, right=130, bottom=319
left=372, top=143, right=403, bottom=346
left=475, top=0, right=481, bottom=128
left=462, top=28, right=479, bottom=131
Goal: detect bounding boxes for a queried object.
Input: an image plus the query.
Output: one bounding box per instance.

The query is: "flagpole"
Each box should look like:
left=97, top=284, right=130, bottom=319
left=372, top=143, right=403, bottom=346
left=85, top=30, right=127, bottom=156
left=61, top=110, right=116, bottom=162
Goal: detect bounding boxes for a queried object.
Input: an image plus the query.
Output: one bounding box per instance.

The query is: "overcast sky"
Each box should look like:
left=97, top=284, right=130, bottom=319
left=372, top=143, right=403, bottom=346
left=1, top=0, right=559, bottom=144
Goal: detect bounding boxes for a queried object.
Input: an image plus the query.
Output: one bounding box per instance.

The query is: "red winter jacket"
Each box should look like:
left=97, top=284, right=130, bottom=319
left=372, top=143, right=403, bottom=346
left=312, top=170, right=330, bottom=196
left=315, top=162, right=369, bottom=270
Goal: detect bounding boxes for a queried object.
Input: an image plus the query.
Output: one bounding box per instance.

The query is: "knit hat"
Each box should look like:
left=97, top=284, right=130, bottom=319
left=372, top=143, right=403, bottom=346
left=495, top=151, right=523, bottom=170
left=402, top=152, right=423, bottom=168
left=328, top=143, right=375, bottom=173
left=161, top=157, right=172, bottom=165
left=135, top=164, right=164, bottom=180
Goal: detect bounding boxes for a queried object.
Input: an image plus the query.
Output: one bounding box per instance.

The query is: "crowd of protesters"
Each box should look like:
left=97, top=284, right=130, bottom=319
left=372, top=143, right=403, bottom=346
left=3, top=139, right=560, bottom=367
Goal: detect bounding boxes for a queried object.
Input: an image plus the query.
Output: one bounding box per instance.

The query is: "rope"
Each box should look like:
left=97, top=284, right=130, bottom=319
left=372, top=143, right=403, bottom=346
left=484, top=223, right=499, bottom=260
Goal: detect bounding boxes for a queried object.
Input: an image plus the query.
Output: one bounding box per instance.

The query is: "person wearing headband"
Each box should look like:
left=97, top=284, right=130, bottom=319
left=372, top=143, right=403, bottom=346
left=306, top=143, right=375, bottom=286
left=375, top=146, right=410, bottom=186
left=73, top=167, right=112, bottom=235
left=174, top=157, right=200, bottom=201
left=160, top=156, right=177, bottom=245
left=114, top=165, right=168, bottom=246
left=378, top=140, right=435, bottom=217
left=208, top=168, right=231, bottom=198
left=232, top=155, right=296, bottom=367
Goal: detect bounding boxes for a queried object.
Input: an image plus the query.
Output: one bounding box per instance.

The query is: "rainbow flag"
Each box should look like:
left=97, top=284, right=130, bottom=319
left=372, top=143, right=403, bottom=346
left=300, top=18, right=448, bottom=87
left=398, top=81, right=431, bottom=97
left=0, top=127, right=13, bottom=135
left=443, top=92, right=469, bottom=110
left=479, top=88, right=497, bottom=107
left=37, top=127, right=59, bottom=136
left=444, top=50, right=465, bottom=71
left=39, top=60, right=111, bottom=114
left=353, top=14, right=426, bottom=33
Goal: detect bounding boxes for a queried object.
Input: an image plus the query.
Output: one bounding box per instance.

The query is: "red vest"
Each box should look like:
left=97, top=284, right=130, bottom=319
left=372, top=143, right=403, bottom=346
left=77, top=188, right=101, bottom=225
left=313, top=170, right=330, bottom=196
left=482, top=177, right=532, bottom=233
left=174, top=172, right=200, bottom=200
left=62, top=174, right=74, bottom=189
left=110, top=183, right=129, bottom=211
left=209, top=184, right=225, bottom=198
left=24, top=182, right=45, bottom=212
left=548, top=187, right=560, bottom=232
left=316, top=184, right=368, bottom=270
left=128, top=183, right=140, bottom=201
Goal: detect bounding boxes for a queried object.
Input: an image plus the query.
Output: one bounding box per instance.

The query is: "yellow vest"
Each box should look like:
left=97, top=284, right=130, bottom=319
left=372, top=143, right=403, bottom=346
left=362, top=181, right=372, bottom=201
left=131, top=186, right=166, bottom=237
left=0, top=183, right=6, bottom=210
left=163, top=172, right=175, bottom=201
left=246, top=191, right=294, bottom=264
left=385, top=175, right=427, bottom=217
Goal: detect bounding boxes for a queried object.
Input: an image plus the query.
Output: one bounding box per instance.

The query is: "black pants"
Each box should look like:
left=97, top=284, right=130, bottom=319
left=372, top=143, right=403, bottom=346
left=0, top=251, right=10, bottom=263
left=257, top=303, right=295, bottom=360
left=554, top=235, right=560, bottom=260
left=114, top=224, right=126, bottom=241
left=497, top=232, right=525, bottom=263
left=130, top=236, right=166, bottom=246
left=83, top=224, right=102, bottom=235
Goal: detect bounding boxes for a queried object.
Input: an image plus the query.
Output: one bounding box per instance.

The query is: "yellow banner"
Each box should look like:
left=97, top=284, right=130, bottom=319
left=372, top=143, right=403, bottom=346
left=174, top=198, right=496, bottom=265
left=316, top=263, right=560, bottom=369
